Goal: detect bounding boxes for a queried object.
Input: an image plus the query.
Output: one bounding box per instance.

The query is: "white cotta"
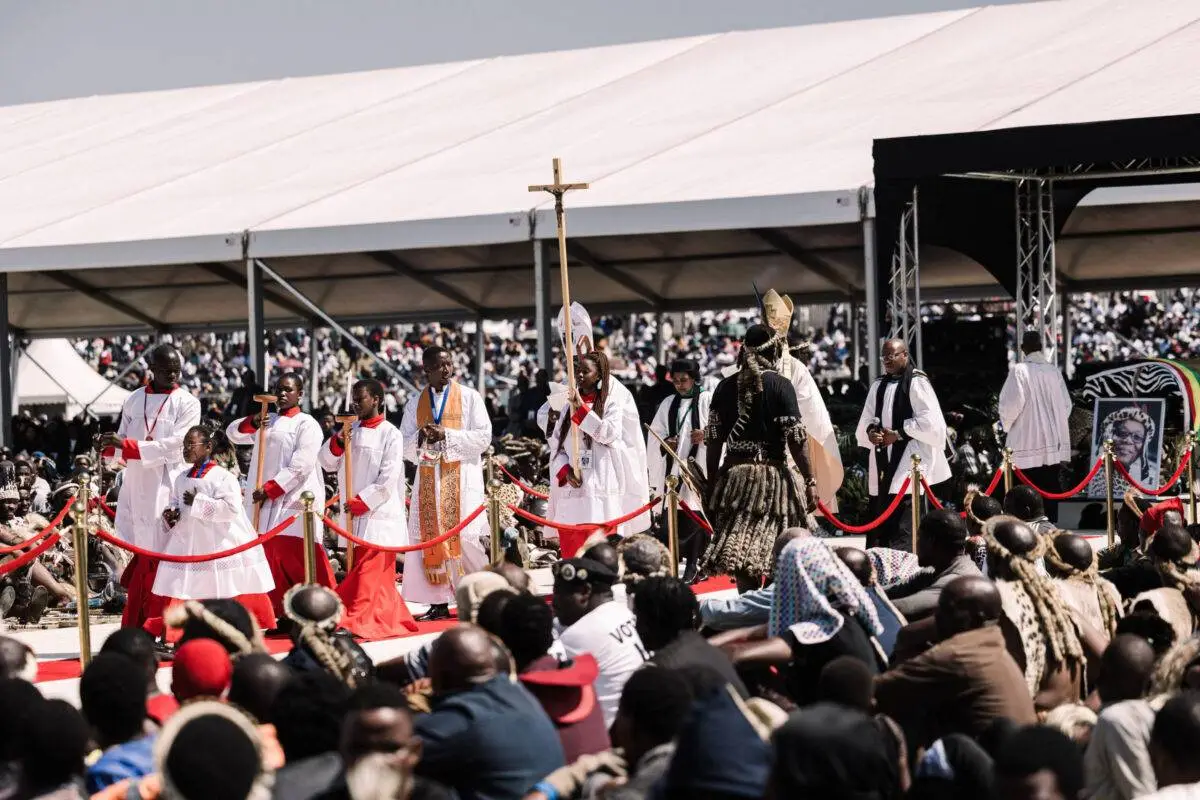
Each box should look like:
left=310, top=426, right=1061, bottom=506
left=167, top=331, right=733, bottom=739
left=647, top=390, right=711, bottom=510
left=152, top=464, right=274, bottom=600
left=114, top=387, right=201, bottom=553
left=317, top=419, right=408, bottom=548
left=999, top=351, right=1073, bottom=470
left=537, top=401, right=559, bottom=539
left=548, top=377, right=651, bottom=536
left=225, top=411, right=325, bottom=537
left=780, top=354, right=845, bottom=511
left=399, top=381, right=491, bottom=605
left=855, top=374, right=951, bottom=496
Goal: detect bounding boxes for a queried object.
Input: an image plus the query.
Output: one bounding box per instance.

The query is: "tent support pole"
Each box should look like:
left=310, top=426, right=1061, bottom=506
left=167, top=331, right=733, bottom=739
left=255, top=260, right=419, bottom=394
left=308, top=326, right=320, bottom=412
left=655, top=311, right=666, bottom=365
left=851, top=302, right=861, bottom=380
left=476, top=320, right=486, bottom=395
left=863, top=217, right=881, bottom=380
left=0, top=275, right=11, bottom=447
left=246, top=257, right=266, bottom=384
left=534, top=239, right=552, bottom=373
left=1061, top=292, right=1074, bottom=380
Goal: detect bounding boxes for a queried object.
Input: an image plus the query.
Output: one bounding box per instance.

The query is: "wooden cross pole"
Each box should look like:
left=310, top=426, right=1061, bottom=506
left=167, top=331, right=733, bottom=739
left=336, top=415, right=358, bottom=570
left=529, top=157, right=589, bottom=476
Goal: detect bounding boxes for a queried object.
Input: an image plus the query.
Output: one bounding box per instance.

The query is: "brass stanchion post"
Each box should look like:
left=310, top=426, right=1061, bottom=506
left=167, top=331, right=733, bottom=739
left=1188, top=431, right=1197, bottom=525
left=1003, top=447, right=1014, bottom=494
left=1104, top=439, right=1115, bottom=547
left=73, top=473, right=93, bottom=667
left=909, top=455, right=922, bottom=553
left=488, top=478, right=503, bottom=565
left=666, top=475, right=681, bottom=578
left=301, top=491, right=317, bottom=585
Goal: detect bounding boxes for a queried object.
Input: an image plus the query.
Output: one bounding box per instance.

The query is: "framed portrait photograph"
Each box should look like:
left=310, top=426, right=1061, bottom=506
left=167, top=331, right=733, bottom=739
left=1087, top=398, right=1167, bottom=499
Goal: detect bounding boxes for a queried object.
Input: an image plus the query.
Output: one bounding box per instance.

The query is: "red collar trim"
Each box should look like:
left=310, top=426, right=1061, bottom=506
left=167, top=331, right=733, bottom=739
left=146, top=384, right=178, bottom=395
left=359, top=414, right=385, bottom=429
left=188, top=460, right=217, bottom=479
left=580, top=392, right=597, bottom=404
left=280, top=407, right=301, bottom=418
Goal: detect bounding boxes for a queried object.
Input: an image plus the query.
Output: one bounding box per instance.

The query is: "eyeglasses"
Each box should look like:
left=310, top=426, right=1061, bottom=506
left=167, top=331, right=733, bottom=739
left=880, top=352, right=907, bottom=363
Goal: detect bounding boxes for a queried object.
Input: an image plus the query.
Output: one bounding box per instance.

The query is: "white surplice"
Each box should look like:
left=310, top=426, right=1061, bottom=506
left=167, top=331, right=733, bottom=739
left=780, top=353, right=845, bottom=511
left=548, top=378, right=651, bottom=537
left=317, top=418, right=407, bottom=547
left=399, top=381, right=491, bottom=605
left=999, top=351, right=1072, bottom=470
left=855, top=373, right=951, bottom=497
left=226, top=409, right=325, bottom=538
left=114, top=387, right=202, bottom=553
left=647, top=391, right=710, bottom=509
left=152, top=464, right=274, bottom=599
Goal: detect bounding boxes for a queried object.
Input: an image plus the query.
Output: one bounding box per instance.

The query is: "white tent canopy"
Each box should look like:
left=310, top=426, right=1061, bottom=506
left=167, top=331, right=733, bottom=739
left=16, top=339, right=131, bottom=417
left=0, top=0, right=1199, bottom=335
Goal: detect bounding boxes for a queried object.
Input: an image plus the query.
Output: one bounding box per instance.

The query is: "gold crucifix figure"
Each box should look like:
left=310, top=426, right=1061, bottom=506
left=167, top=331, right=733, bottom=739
left=529, top=158, right=589, bottom=477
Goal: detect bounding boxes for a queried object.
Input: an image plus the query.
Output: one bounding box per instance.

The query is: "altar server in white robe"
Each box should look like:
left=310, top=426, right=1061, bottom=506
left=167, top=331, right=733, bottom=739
left=226, top=372, right=335, bottom=618
left=999, top=331, right=1072, bottom=521
left=855, top=338, right=951, bottom=552
left=400, top=345, right=492, bottom=621
left=150, top=426, right=275, bottom=640
left=537, top=400, right=560, bottom=541
left=549, top=303, right=651, bottom=541
left=318, top=379, right=417, bottom=640
left=99, top=344, right=201, bottom=629
left=762, top=289, right=845, bottom=511
left=648, top=358, right=711, bottom=581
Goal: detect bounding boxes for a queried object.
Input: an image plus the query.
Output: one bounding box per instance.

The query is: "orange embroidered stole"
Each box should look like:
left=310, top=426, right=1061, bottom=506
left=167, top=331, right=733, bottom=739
left=416, top=382, right=463, bottom=585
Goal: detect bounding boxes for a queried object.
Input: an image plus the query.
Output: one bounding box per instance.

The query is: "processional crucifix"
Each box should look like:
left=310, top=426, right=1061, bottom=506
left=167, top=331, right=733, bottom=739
left=529, top=158, right=589, bottom=477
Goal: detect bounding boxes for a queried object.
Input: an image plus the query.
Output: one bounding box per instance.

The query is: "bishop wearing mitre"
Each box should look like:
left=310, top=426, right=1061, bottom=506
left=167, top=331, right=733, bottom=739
left=760, top=289, right=844, bottom=511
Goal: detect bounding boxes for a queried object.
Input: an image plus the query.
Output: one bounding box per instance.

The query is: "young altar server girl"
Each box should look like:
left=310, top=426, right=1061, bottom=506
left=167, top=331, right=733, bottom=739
left=148, top=426, right=275, bottom=640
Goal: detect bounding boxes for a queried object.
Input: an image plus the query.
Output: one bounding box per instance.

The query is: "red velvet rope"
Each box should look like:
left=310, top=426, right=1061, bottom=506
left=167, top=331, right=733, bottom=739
left=679, top=500, right=714, bottom=533
left=92, top=514, right=296, bottom=563
left=1115, top=451, right=1191, bottom=497
left=921, top=477, right=944, bottom=510
left=983, top=467, right=1004, bottom=497
left=95, top=496, right=117, bottom=520
left=0, top=532, right=62, bottom=576
left=0, top=497, right=75, bottom=555
left=818, top=477, right=912, bottom=534
left=507, top=496, right=663, bottom=532
left=497, top=463, right=550, bottom=500
left=1015, top=458, right=1104, bottom=500
left=322, top=504, right=485, bottom=553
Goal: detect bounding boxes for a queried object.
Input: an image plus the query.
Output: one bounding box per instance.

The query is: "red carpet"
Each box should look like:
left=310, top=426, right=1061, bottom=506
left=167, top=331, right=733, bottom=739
left=35, top=577, right=735, bottom=684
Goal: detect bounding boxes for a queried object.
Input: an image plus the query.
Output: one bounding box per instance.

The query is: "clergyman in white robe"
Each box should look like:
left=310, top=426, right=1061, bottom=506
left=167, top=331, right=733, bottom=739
left=400, top=380, right=492, bottom=606
left=780, top=352, right=844, bottom=512
left=549, top=377, right=651, bottom=538
left=999, top=347, right=1072, bottom=519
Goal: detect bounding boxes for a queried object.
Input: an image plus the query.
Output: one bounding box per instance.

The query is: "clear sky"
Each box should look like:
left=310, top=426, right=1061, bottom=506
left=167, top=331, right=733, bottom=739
left=0, top=0, right=1038, bottom=107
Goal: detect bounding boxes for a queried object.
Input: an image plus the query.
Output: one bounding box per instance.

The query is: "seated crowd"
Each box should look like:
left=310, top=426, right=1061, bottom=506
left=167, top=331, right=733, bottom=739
left=3, top=480, right=1200, bottom=800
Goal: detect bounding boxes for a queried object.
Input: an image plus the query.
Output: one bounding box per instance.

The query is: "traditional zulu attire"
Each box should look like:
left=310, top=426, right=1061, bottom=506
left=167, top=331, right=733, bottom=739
left=548, top=303, right=651, bottom=540
left=703, top=333, right=812, bottom=587
left=111, top=384, right=201, bottom=628
left=226, top=406, right=335, bottom=616
left=318, top=414, right=417, bottom=640
left=762, top=289, right=845, bottom=511
left=855, top=363, right=950, bottom=551
left=648, top=363, right=710, bottom=577
left=149, top=460, right=275, bottom=638
left=399, top=378, right=492, bottom=605
left=999, top=349, right=1072, bottom=518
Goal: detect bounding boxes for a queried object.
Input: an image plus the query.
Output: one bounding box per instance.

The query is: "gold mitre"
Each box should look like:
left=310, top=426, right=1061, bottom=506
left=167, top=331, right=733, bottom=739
left=762, top=289, right=794, bottom=335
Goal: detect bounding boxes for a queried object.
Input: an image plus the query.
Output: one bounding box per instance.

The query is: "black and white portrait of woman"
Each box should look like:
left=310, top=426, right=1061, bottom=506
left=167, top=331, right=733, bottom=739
left=1087, top=399, right=1166, bottom=499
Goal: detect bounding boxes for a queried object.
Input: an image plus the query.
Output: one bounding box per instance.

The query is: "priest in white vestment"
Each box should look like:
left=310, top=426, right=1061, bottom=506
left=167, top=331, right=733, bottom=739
left=855, top=339, right=950, bottom=551
left=1000, top=331, right=1072, bottom=521
left=100, top=345, right=201, bottom=629
left=318, top=379, right=418, bottom=640
left=400, top=346, right=492, bottom=620
left=762, top=289, right=844, bottom=511
left=549, top=303, right=651, bottom=542
left=647, top=358, right=710, bottom=580
left=226, top=372, right=335, bottom=618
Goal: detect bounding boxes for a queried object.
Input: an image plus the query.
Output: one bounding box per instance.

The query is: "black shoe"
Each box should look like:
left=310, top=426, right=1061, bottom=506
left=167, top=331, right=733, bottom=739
left=417, top=604, right=451, bottom=622
left=20, top=587, right=50, bottom=625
